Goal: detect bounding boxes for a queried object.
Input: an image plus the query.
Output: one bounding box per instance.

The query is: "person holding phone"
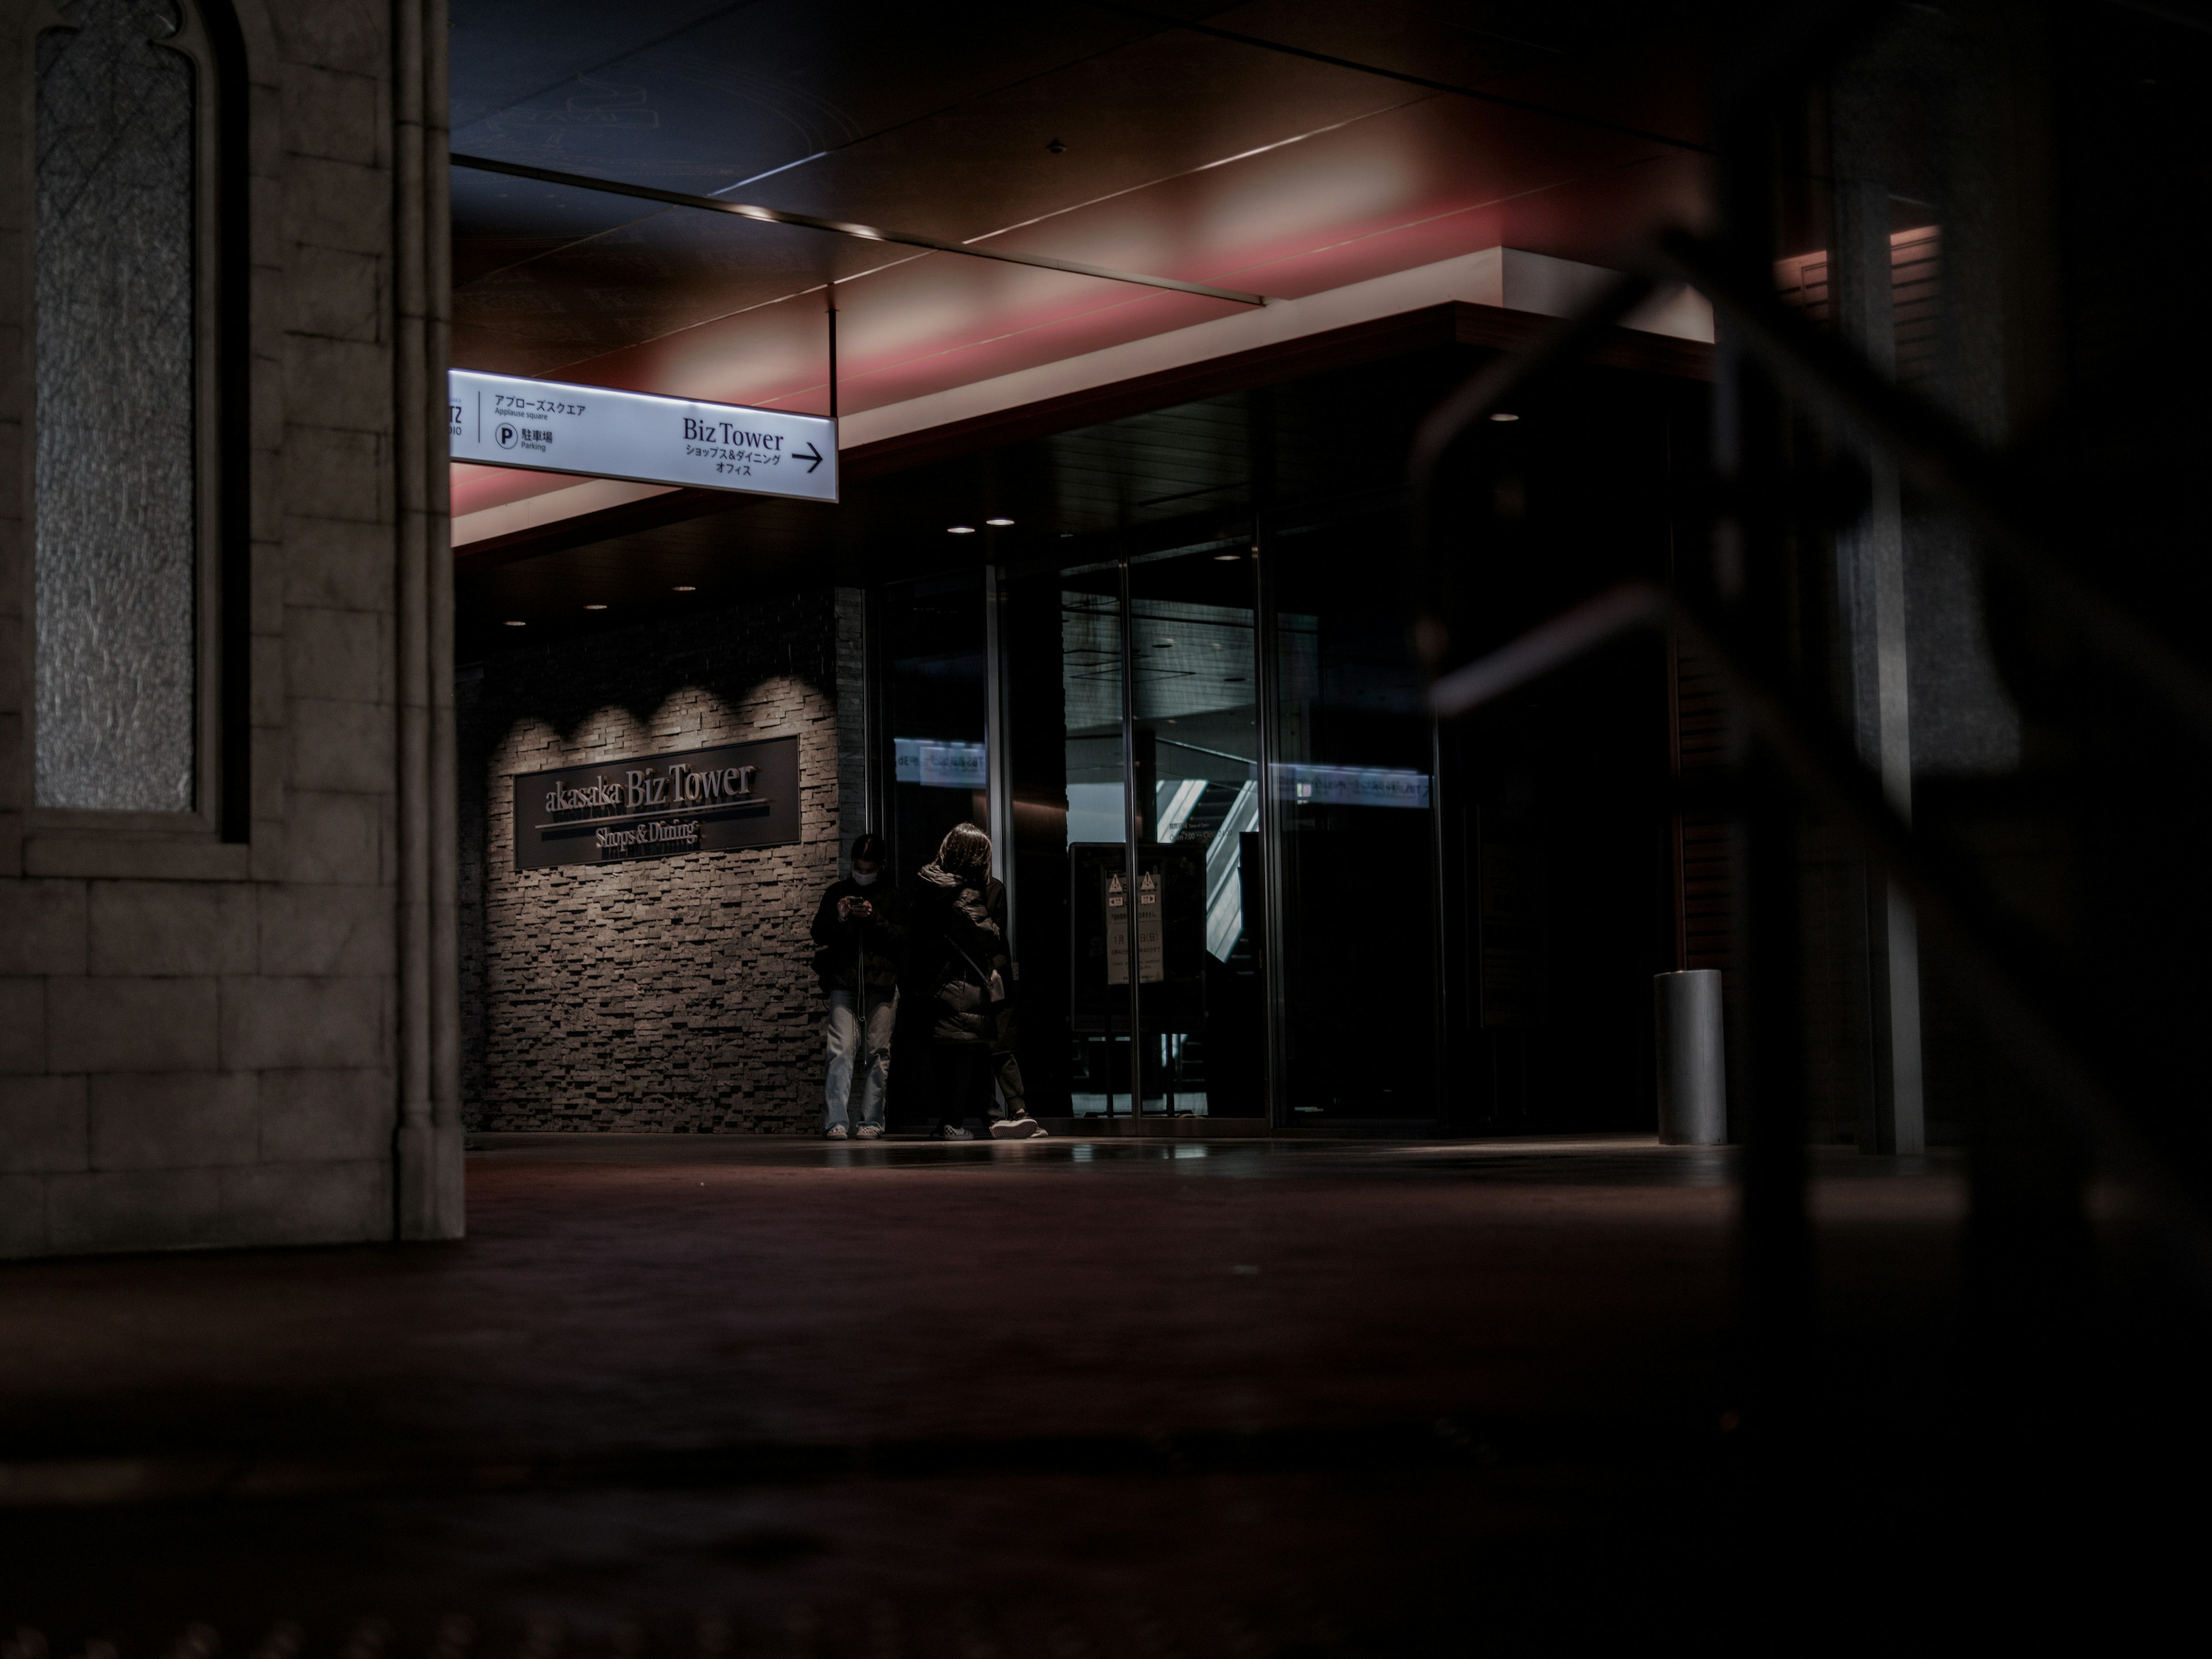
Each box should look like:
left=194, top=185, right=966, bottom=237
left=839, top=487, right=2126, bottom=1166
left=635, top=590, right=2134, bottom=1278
left=810, top=834, right=906, bottom=1139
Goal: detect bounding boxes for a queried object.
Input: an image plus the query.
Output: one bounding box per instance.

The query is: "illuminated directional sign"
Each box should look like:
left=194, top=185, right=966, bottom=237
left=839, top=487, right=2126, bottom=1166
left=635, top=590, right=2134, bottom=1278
left=448, top=369, right=837, bottom=503
left=1273, top=762, right=1431, bottom=809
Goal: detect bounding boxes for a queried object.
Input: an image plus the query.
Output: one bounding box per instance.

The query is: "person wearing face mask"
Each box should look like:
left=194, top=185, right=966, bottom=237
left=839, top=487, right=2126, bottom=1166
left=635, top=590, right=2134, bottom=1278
left=809, top=834, right=907, bottom=1139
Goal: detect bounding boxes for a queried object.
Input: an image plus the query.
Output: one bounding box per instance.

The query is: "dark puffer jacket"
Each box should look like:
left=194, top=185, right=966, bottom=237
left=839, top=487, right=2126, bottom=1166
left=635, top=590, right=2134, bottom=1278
left=908, top=863, right=1008, bottom=1044
left=809, top=878, right=908, bottom=993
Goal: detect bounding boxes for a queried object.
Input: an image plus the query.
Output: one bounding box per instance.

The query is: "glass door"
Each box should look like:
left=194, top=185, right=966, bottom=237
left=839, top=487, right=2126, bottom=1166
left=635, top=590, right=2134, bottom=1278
left=991, top=515, right=1435, bottom=1128
left=995, top=539, right=1266, bottom=1125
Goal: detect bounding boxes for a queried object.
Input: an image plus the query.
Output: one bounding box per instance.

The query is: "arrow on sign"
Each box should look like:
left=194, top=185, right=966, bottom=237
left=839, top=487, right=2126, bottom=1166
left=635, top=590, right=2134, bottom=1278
left=794, top=442, right=824, bottom=474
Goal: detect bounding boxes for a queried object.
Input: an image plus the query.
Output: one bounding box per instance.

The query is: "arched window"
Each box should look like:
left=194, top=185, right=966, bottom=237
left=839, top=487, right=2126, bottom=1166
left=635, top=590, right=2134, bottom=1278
left=33, top=0, right=213, bottom=813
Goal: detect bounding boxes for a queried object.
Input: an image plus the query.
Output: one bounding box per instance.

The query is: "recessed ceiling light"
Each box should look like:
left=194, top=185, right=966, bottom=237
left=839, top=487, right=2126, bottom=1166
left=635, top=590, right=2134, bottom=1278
left=947, top=525, right=976, bottom=535
left=1214, top=552, right=1240, bottom=561
left=986, top=517, right=1015, bottom=527
left=504, top=619, right=526, bottom=627
left=585, top=603, right=607, bottom=611
left=1489, top=412, right=1520, bottom=423
left=673, top=585, right=697, bottom=592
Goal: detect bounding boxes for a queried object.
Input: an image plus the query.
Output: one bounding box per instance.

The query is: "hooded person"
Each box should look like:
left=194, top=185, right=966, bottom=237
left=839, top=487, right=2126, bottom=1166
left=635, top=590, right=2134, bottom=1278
left=909, top=821, right=1047, bottom=1140
left=809, top=833, right=907, bottom=1138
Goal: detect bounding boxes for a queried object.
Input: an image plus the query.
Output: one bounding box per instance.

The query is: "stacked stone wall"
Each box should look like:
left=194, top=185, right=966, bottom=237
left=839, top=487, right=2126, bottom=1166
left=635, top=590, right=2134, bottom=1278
left=459, top=593, right=842, bottom=1132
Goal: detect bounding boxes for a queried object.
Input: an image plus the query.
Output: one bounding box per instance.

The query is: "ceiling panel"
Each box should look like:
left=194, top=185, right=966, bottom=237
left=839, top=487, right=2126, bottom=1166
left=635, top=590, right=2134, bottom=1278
left=969, top=94, right=1669, bottom=282
left=451, top=462, right=613, bottom=518
left=449, top=1, right=1715, bottom=392
left=450, top=166, right=666, bottom=289
left=449, top=0, right=745, bottom=137
left=453, top=195, right=900, bottom=377
left=1206, top=0, right=1711, bottom=146
left=722, top=32, right=1416, bottom=236
left=456, top=93, right=1700, bottom=418
left=448, top=0, right=1721, bottom=654
left=450, top=2, right=1154, bottom=192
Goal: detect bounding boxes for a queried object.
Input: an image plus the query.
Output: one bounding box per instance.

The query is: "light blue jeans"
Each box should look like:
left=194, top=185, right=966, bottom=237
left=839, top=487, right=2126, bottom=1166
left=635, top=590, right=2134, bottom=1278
left=825, top=988, right=897, bottom=1130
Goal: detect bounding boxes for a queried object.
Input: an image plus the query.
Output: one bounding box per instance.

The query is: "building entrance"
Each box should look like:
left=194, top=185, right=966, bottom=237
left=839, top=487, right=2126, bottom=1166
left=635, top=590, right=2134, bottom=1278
left=993, top=505, right=1444, bottom=1130
left=851, top=359, right=1700, bottom=1137
left=1001, top=539, right=1268, bottom=1126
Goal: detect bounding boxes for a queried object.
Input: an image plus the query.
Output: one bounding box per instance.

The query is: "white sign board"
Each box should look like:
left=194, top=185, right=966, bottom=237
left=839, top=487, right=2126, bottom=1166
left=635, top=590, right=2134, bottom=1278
left=448, top=369, right=837, bottom=503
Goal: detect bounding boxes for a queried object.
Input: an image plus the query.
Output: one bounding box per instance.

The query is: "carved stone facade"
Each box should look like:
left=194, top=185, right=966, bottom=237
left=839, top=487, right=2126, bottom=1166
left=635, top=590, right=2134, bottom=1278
left=459, top=593, right=850, bottom=1134
left=0, top=1, right=461, bottom=1258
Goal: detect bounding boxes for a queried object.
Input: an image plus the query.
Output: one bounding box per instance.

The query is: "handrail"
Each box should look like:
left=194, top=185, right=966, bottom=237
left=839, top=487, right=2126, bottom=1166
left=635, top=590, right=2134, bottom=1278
left=1413, top=231, right=2212, bottom=752
left=1406, top=247, right=2212, bottom=1294
left=1427, top=579, right=2212, bottom=1291
left=1650, top=230, right=2212, bottom=749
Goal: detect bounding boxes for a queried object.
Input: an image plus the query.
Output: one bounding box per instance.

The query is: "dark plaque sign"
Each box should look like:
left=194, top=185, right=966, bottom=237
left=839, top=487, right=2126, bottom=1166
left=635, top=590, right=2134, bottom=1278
left=512, top=734, right=800, bottom=870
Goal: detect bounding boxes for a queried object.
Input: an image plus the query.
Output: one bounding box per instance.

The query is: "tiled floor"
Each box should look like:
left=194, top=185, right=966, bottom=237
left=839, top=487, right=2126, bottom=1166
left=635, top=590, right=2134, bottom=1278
left=0, top=1137, right=2197, bottom=1650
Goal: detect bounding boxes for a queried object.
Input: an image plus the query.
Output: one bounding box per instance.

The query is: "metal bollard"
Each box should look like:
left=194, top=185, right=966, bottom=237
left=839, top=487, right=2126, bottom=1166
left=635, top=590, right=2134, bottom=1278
left=1655, top=969, right=1728, bottom=1145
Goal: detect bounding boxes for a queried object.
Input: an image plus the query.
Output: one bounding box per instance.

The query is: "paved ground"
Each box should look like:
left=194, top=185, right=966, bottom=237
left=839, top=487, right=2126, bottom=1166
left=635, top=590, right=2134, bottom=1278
left=0, top=1135, right=2202, bottom=1653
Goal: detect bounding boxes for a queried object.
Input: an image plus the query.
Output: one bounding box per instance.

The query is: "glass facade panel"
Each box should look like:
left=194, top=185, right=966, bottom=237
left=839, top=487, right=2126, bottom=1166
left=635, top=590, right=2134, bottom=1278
left=1056, top=568, right=1131, bottom=1117
left=1060, top=581, right=1125, bottom=851
left=881, top=573, right=988, bottom=884
left=35, top=0, right=198, bottom=811
left=1126, top=546, right=1264, bottom=1119
left=877, top=573, right=991, bottom=1131
left=1268, top=512, right=1440, bottom=1123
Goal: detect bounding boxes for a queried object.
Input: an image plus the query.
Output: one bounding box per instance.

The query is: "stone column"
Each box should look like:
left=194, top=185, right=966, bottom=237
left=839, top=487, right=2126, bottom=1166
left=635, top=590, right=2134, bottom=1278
left=393, top=0, right=462, bottom=1237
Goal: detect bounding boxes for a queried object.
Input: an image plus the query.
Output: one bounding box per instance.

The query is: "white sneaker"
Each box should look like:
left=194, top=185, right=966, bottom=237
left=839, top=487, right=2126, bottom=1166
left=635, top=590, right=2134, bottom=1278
left=855, top=1123, right=884, bottom=1139
left=990, top=1115, right=1048, bottom=1139
left=937, top=1124, right=974, bottom=1141
left=824, top=1124, right=849, bottom=1139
